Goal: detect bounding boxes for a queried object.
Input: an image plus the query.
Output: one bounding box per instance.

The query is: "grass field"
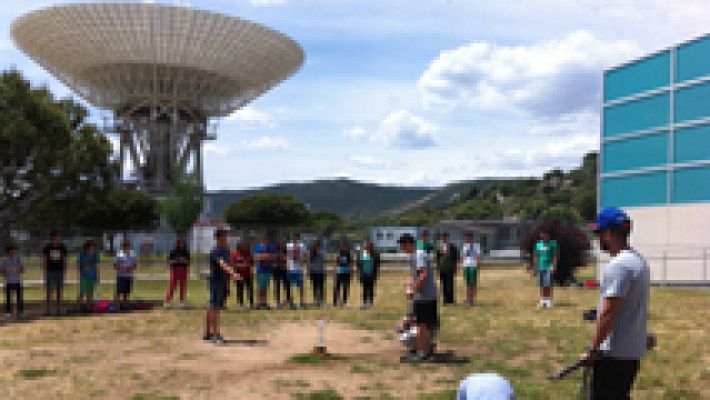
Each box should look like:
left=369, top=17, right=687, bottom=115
left=0, top=266, right=708, bottom=399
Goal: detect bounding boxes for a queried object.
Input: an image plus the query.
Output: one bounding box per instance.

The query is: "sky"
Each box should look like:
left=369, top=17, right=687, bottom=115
left=3, top=0, right=710, bottom=190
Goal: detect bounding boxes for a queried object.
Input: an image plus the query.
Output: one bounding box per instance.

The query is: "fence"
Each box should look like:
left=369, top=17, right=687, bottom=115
left=594, top=247, right=710, bottom=286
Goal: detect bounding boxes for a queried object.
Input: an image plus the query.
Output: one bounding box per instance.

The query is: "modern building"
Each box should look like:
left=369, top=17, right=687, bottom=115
left=370, top=226, right=423, bottom=253
left=601, top=34, right=710, bottom=284
left=438, top=220, right=533, bottom=259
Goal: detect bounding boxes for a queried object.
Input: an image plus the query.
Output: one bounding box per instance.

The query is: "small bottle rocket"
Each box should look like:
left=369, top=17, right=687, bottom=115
left=313, top=315, right=328, bottom=355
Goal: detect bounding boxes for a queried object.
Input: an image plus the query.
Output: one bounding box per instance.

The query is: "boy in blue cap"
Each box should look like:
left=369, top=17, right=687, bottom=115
left=582, top=207, right=650, bottom=400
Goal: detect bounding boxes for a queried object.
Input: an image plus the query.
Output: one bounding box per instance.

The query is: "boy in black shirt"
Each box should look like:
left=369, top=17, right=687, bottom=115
left=43, top=231, right=67, bottom=316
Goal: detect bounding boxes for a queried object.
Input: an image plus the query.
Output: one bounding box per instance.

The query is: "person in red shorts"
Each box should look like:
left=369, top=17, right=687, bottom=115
left=164, top=238, right=190, bottom=309
left=231, top=241, right=254, bottom=310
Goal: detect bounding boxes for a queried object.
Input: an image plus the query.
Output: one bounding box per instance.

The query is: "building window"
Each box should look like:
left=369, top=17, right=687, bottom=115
left=376, top=231, right=384, bottom=240
left=386, top=232, right=394, bottom=240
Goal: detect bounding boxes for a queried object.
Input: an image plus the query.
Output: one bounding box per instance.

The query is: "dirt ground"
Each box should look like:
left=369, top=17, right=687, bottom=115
left=0, top=313, right=457, bottom=399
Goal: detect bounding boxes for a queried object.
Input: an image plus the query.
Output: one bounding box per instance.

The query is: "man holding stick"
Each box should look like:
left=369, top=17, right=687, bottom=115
left=582, top=208, right=650, bottom=400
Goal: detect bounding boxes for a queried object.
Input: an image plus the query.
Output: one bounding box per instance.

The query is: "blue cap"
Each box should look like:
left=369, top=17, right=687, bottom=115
left=593, top=207, right=631, bottom=232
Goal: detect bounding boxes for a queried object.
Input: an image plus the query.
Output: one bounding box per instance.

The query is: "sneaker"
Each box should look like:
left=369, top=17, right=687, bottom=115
left=179, top=302, right=186, bottom=309
left=237, top=304, right=244, bottom=311
left=212, top=335, right=225, bottom=345
left=537, top=301, right=547, bottom=309
left=401, top=352, right=428, bottom=363
left=289, top=303, right=298, bottom=310
left=546, top=300, right=554, bottom=308
left=163, top=302, right=170, bottom=309
left=299, top=303, right=307, bottom=309
left=203, top=334, right=213, bottom=341
left=276, top=302, right=284, bottom=310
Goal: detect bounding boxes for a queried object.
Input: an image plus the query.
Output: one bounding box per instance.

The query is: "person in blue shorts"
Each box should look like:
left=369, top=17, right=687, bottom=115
left=533, top=229, right=559, bottom=309
left=286, top=233, right=307, bottom=309
left=77, top=240, right=100, bottom=312
left=204, top=229, right=241, bottom=344
left=254, top=235, right=277, bottom=310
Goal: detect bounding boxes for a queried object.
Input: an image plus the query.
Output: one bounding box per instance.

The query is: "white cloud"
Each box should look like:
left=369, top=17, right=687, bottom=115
left=418, top=30, right=639, bottom=117
left=490, top=134, right=598, bottom=173
left=343, top=126, right=367, bottom=139
left=249, top=0, right=287, bottom=6
left=240, top=136, right=289, bottom=150
left=350, top=155, right=390, bottom=169
left=204, top=142, right=231, bottom=156
left=225, top=106, right=276, bottom=128
left=346, top=110, right=438, bottom=149
left=528, top=110, right=599, bottom=137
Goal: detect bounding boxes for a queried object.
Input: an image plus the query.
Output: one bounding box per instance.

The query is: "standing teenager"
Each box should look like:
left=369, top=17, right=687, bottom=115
left=436, top=232, right=459, bottom=305
left=1, top=245, right=24, bottom=319
left=254, top=235, right=276, bottom=310
left=77, top=240, right=100, bottom=312
left=286, top=233, right=307, bottom=309
left=272, top=241, right=290, bottom=309
left=583, top=208, right=650, bottom=400
left=357, top=240, right=380, bottom=309
left=333, top=242, right=352, bottom=308
left=164, top=238, right=190, bottom=308
left=460, top=231, right=481, bottom=306
left=113, top=241, right=137, bottom=311
left=231, top=241, right=254, bottom=310
left=534, top=229, right=559, bottom=308
left=204, top=229, right=241, bottom=344
left=308, top=240, right=326, bottom=307
left=43, top=231, right=67, bottom=316
left=400, top=233, right=439, bottom=361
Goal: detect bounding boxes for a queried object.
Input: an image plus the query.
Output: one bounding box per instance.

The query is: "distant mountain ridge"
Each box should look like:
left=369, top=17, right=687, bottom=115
left=205, top=178, right=435, bottom=221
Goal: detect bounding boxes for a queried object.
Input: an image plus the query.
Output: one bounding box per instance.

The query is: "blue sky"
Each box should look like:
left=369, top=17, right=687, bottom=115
left=3, top=0, right=710, bottom=190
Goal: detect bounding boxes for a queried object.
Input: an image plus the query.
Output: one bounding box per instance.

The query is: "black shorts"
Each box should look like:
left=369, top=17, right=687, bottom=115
left=209, top=280, right=226, bottom=309
left=116, top=277, right=133, bottom=295
left=413, top=300, right=439, bottom=328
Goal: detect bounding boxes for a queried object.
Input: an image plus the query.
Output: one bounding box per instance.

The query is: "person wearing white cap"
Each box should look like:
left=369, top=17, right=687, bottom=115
left=457, top=373, right=515, bottom=400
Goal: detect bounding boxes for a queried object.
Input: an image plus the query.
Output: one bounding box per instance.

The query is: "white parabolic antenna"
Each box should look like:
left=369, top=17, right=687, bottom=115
left=12, top=2, right=304, bottom=194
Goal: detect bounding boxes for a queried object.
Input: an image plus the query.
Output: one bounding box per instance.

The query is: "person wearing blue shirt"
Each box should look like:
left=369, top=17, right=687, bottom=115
left=254, top=235, right=277, bottom=310
left=204, top=229, right=241, bottom=344
left=77, top=240, right=99, bottom=312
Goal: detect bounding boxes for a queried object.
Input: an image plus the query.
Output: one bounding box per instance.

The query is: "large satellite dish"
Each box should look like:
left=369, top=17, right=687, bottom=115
left=12, top=2, right=304, bottom=194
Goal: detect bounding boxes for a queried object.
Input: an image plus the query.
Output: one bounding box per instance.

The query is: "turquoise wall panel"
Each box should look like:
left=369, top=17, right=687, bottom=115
left=674, top=81, right=710, bottom=123
left=603, top=92, right=670, bottom=137
left=604, top=51, right=670, bottom=102
left=673, top=166, right=710, bottom=203
left=674, top=124, right=710, bottom=163
left=603, top=132, right=668, bottom=173
left=601, top=171, right=667, bottom=208
left=676, top=36, right=710, bottom=83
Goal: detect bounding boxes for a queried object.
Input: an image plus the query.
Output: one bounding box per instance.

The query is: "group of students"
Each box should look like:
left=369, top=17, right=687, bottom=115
left=203, top=231, right=383, bottom=343
left=0, top=231, right=139, bottom=318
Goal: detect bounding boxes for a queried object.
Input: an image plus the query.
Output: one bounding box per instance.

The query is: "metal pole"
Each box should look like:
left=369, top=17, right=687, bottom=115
left=662, top=251, right=668, bottom=286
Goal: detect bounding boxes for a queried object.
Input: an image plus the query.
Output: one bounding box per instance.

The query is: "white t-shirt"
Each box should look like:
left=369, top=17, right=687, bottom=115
left=286, top=241, right=306, bottom=272
left=115, top=249, right=137, bottom=278
left=462, top=243, right=480, bottom=268
left=598, top=249, right=650, bottom=360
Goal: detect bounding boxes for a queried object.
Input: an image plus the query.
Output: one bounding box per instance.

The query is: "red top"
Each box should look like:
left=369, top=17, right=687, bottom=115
left=230, top=251, right=253, bottom=278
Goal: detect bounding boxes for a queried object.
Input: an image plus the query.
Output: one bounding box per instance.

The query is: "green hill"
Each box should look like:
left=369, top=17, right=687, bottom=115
left=205, top=178, right=434, bottom=221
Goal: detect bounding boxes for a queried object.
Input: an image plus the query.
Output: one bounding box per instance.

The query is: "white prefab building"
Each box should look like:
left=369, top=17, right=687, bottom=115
left=601, top=35, right=710, bottom=284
